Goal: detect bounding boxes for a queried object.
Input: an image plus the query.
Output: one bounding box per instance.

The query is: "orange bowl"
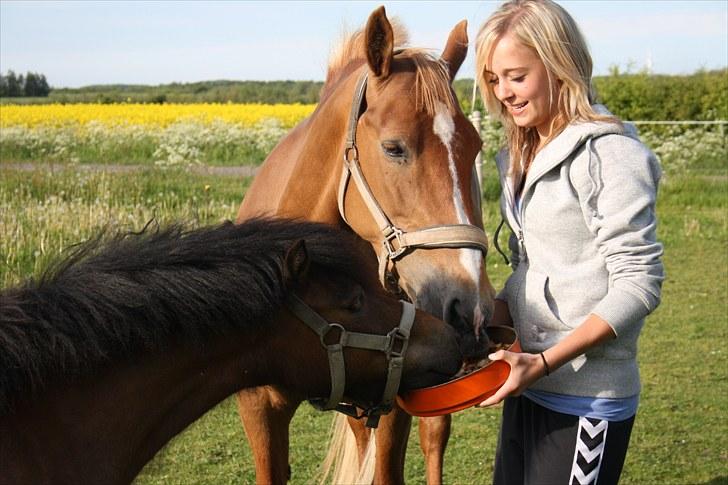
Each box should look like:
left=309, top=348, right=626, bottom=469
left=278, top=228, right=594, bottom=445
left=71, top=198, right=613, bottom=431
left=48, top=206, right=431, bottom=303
left=397, top=325, right=520, bottom=417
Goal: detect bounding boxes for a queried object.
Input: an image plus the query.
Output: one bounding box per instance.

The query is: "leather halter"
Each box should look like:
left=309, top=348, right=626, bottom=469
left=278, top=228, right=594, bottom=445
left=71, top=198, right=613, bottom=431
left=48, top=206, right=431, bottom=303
left=286, top=293, right=415, bottom=428
left=337, top=72, right=489, bottom=291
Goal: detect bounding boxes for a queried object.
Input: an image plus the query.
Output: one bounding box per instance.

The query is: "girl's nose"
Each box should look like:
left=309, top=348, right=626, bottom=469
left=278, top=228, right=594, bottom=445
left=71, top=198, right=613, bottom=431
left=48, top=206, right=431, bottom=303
left=495, top=82, right=512, bottom=102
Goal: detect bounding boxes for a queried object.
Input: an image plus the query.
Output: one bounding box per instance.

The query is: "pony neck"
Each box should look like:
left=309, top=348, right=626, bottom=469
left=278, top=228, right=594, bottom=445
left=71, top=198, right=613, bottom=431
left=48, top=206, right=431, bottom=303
left=0, top=330, right=276, bottom=484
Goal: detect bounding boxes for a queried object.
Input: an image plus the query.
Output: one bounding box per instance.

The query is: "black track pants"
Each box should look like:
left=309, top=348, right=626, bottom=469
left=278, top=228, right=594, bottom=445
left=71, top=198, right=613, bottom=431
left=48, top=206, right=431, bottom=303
left=493, top=395, right=635, bottom=485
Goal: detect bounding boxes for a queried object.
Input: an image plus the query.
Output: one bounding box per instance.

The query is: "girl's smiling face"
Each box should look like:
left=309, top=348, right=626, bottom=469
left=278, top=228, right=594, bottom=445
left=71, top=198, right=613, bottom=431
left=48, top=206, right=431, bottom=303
left=486, top=33, right=560, bottom=141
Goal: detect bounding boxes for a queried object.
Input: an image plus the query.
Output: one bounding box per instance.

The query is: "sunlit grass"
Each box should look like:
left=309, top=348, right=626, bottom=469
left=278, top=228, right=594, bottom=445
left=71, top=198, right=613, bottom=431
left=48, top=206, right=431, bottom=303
left=0, top=168, right=249, bottom=286
left=0, top=156, right=725, bottom=484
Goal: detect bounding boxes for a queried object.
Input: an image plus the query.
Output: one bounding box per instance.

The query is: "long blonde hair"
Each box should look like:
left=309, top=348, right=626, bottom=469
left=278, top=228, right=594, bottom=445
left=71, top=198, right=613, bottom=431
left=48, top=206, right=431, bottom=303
left=475, top=0, right=619, bottom=182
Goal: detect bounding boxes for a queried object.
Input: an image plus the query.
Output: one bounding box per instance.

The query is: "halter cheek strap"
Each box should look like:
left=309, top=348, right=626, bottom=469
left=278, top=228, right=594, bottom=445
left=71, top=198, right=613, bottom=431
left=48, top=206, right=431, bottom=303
left=337, top=72, right=489, bottom=290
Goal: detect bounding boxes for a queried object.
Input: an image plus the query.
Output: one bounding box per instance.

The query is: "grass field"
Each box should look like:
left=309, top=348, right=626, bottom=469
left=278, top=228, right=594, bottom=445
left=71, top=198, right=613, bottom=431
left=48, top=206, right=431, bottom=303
left=0, top=147, right=726, bottom=483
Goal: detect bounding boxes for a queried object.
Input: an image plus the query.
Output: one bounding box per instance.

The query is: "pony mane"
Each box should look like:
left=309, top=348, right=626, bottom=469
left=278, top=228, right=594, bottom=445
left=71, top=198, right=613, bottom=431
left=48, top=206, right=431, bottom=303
left=0, top=218, right=377, bottom=413
left=323, top=20, right=456, bottom=115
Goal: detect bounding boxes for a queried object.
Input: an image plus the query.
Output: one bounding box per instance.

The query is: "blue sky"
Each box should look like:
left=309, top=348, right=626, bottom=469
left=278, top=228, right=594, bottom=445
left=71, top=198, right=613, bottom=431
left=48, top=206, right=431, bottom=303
left=1, top=1, right=726, bottom=88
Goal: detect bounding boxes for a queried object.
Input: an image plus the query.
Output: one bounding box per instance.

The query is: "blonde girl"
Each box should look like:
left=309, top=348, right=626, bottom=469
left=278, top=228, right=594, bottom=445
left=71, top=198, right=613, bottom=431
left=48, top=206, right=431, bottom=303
left=475, top=1, right=664, bottom=484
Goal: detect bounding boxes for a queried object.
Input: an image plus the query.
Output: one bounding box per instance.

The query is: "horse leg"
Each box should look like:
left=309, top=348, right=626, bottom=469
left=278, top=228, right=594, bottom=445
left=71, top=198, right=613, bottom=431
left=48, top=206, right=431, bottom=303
left=418, top=415, right=451, bottom=485
left=236, top=386, right=300, bottom=485
left=347, top=415, right=374, bottom=466
left=372, top=406, right=413, bottom=485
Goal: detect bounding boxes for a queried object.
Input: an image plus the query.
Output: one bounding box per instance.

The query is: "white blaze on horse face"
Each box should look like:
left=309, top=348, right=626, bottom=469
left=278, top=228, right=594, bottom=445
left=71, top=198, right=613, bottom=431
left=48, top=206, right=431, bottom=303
left=432, top=103, right=483, bottom=294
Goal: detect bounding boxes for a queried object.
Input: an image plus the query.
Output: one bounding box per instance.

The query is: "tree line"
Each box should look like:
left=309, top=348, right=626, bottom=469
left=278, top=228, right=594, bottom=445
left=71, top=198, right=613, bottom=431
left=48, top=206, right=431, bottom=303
left=49, top=80, right=324, bottom=105
left=0, top=71, right=51, bottom=97
left=2, top=69, right=726, bottom=122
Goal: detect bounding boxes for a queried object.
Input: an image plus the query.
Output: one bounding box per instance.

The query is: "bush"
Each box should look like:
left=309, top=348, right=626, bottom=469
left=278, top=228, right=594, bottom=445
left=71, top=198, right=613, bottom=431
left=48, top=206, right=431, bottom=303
left=592, top=69, right=728, bottom=121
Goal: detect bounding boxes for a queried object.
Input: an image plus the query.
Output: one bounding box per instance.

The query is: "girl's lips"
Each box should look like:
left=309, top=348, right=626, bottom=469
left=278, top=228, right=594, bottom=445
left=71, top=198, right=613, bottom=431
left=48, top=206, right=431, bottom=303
left=509, top=101, right=528, bottom=116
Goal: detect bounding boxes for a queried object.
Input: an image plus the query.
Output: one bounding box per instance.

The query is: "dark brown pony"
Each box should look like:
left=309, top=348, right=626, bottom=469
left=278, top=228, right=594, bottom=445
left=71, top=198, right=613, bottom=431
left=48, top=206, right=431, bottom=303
left=236, top=7, right=494, bottom=485
left=0, top=219, right=462, bottom=485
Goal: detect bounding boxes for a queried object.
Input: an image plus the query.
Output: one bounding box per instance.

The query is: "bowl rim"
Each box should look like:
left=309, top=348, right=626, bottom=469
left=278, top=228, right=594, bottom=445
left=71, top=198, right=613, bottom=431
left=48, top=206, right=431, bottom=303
left=406, top=324, right=518, bottom=392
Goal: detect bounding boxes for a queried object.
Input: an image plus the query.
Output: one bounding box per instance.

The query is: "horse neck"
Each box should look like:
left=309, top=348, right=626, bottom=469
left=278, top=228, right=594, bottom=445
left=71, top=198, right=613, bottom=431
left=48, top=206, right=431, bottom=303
left=276, top=70, right=364, bottom=225
left=0, top=329, right=278, bottom=484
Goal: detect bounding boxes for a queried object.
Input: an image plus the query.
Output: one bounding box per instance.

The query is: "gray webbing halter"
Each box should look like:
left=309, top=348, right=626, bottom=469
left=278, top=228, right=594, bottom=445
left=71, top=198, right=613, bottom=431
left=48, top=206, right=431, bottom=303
left=337, top=72, right=490, bottom=291
left=286, top=293, right=415, bottom=428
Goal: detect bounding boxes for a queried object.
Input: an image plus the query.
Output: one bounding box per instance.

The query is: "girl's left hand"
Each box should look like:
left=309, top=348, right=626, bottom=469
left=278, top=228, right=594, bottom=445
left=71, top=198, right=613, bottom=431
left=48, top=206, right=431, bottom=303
left=477, top=350, right=546, bottom=407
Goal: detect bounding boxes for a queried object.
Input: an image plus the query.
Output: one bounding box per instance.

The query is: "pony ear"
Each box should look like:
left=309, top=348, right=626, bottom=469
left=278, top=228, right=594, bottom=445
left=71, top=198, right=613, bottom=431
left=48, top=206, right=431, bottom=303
left=365, top=6, right=394, bottom=78
left=283, top=239, right=310, bottom=287
left=441, top=19, right=469, bottom=80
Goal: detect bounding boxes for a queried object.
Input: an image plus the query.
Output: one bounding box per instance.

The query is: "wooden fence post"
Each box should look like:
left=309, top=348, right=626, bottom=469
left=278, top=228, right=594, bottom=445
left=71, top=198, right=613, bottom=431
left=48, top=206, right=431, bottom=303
left=469, top=110, right=483, bottom=190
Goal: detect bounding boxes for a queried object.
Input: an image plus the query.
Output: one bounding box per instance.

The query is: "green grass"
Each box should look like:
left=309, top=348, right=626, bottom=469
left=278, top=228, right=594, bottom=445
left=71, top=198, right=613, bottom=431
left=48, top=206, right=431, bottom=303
left=1, top=161, right=726, bottom=484
left=0, top=125, right=272, bottom=167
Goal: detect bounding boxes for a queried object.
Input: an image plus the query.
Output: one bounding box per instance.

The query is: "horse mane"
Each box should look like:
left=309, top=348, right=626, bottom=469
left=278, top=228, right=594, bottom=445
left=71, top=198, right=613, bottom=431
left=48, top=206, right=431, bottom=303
left=322, top=19, right=456, bottom=116
left=0, top=218, right=377, bottom=413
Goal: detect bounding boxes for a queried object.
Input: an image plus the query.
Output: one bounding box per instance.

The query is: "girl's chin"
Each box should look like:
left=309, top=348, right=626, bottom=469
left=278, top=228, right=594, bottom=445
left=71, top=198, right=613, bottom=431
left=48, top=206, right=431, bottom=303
left=512, top=117, right=534, bottom=128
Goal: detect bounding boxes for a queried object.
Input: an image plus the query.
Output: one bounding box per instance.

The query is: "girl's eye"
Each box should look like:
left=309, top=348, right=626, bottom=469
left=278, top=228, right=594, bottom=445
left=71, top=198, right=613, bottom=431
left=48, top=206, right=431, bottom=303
left=488, top=77, right=499, bottom=85
left=512, top=75, right=525, bottom=82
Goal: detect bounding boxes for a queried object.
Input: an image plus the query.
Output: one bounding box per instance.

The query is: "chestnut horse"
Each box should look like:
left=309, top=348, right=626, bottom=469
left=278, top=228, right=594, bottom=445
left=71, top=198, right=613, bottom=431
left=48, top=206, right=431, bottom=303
left=0, top=219, right=462, bottom=485
left=236, top=7, right=494, bottom=485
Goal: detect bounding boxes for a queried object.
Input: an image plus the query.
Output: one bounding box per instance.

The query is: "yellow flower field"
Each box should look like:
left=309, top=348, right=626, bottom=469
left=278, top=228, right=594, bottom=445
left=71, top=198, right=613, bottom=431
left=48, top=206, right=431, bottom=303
left=0, top=102, right=316, bottom=129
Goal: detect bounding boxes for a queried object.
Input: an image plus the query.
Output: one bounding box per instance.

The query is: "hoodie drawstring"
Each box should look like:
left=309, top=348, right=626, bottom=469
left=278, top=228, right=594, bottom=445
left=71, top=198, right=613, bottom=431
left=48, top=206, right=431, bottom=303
left=493, top=218, right=510, bottom=266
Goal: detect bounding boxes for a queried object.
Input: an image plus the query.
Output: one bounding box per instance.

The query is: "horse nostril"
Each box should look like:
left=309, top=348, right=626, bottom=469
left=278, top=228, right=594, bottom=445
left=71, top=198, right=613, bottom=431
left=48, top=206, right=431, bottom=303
left=445, top=298, right=468, bottom=332
left=445, top=298, right=489, bottom=360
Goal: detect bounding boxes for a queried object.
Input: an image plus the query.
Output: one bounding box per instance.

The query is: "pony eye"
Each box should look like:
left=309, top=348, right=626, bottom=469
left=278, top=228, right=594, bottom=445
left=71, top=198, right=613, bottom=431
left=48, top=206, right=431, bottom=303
left=381, top=140, right=407, bottom=161
left=346, top=289, right=364, bottom=312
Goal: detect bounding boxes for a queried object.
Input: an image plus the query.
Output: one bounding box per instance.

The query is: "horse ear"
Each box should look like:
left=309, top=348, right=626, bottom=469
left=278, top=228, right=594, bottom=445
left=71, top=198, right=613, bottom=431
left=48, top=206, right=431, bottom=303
left=283, top=239, right=310, bottom=287
left=441, top=19, right=469, bottom=80
left=365, top=6, right=394, bottom=78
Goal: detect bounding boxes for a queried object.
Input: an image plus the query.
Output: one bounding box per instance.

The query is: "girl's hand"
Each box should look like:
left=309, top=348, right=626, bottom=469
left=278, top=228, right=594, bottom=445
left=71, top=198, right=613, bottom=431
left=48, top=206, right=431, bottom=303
left=477, top=350, right=546, bottom=407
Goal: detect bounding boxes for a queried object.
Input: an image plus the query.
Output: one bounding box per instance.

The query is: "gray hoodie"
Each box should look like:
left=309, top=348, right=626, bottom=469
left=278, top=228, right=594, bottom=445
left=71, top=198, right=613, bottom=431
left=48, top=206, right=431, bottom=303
left=495, top=105, right=664, bottom=398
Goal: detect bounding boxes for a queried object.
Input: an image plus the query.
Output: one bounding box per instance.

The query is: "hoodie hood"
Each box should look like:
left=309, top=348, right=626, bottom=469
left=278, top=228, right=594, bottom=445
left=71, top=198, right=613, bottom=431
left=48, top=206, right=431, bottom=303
left=493, top=104, right=644, bottom=265
left=495, top=104, right=639, bottom=184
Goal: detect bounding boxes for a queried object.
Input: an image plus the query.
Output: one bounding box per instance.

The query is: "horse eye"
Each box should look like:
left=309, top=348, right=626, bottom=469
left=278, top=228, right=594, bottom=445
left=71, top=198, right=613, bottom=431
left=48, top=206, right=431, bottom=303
left=381, top=140, right=407, bottom=161
left=346, top=290, right=364, bottom=312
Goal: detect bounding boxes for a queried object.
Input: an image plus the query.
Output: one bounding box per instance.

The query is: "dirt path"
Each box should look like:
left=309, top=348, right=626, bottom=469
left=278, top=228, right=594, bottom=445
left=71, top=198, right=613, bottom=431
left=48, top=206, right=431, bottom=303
left=1, top=162, right=260, bottom=177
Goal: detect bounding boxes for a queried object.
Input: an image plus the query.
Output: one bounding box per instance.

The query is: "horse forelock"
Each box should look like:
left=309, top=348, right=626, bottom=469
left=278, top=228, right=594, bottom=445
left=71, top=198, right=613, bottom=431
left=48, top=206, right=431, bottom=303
left=406, top=50, right=457, bottom=117
left=0, top=218, right=376, bottom=413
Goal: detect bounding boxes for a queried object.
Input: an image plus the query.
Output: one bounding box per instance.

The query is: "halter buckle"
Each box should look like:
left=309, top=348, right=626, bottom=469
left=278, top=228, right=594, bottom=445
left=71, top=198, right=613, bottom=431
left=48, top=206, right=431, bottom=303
left=382, top=227, right=406, bottom=260
left=386, top=327, right=409, bottom=359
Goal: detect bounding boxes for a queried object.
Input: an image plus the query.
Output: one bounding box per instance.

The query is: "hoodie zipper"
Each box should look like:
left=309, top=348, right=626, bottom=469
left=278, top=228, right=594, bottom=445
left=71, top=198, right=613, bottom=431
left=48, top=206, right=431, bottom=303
left=501, top=173, right=528, bottom=264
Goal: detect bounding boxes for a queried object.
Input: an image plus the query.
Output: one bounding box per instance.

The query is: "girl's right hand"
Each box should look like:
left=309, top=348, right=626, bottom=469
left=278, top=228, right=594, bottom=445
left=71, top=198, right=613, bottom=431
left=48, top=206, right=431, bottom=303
left=476, top=350, right=546, bottom=407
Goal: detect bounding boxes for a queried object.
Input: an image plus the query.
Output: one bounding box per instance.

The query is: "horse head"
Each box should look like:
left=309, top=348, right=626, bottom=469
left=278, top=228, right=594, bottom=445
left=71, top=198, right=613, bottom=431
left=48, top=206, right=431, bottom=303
left=336, top=8, right=496, bottom=358
left=278, top=235, right=462, bottom=420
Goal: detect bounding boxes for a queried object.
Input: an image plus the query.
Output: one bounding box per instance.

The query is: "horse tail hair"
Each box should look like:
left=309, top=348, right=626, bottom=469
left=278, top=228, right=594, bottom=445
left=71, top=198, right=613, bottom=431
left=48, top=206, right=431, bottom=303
left=318, top=413, right=376, bottom=484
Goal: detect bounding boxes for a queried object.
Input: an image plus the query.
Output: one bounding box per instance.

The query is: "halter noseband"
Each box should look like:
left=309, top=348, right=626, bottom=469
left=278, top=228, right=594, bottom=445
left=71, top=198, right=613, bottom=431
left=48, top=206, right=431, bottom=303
left=337, top=72, right=489, bottom=291
left=286, top=293, right=415, bottom=428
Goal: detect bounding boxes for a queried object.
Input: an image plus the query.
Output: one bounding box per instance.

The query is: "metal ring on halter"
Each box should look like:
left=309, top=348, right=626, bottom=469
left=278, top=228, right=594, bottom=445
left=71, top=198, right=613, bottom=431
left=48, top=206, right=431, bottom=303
left=382, top=226, right=406, bottom=260
left=344, top=146, right=359, bottom=162
left=320, top=323, right=347, bottom=348
left=385, top=326, right=409, bottom=359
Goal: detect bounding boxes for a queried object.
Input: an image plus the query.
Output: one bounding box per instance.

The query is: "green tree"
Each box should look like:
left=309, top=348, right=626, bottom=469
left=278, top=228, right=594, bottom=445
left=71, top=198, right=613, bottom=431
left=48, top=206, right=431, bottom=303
left=0, top=73, right=8, bottom=97
left=4, top=70, right=23, bottom=97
